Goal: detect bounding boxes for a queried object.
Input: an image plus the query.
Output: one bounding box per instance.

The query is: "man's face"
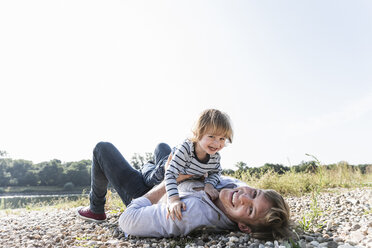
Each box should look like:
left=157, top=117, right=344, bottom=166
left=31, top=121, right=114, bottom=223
left=218, top=186, right=272, bottom=232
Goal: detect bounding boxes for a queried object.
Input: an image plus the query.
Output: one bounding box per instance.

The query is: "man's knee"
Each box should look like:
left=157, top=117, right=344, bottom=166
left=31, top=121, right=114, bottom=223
left=94, top=141, right=114, bottom=156
left=155, top=143, right=171, bottom=153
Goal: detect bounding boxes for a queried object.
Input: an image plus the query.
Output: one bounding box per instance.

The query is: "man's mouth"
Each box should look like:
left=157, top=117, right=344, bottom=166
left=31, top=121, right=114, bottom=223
left=231, top=191, right=238, bottom=207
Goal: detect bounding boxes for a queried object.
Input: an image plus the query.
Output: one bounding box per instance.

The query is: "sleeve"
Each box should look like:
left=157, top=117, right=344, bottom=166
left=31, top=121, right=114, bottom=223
left=165, top=141, right=191, bottom=199
left=204, top=155, right=222, bottom=187
left=119, top=196, right=209, bottom=237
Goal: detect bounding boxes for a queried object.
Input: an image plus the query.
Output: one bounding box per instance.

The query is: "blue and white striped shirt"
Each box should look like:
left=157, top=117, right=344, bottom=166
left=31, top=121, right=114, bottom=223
left=165, top=139, right=222, bottom=199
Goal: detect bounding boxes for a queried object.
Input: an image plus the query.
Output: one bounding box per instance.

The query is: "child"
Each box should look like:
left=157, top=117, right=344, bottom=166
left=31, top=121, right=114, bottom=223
left=164, top=109, right=233, bottom=220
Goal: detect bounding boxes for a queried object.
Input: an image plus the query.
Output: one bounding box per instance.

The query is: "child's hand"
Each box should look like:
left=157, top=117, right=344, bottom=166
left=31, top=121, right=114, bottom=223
left=204, top=183, right=219, bottom=200
left=167, top=197, right=186, bottom=221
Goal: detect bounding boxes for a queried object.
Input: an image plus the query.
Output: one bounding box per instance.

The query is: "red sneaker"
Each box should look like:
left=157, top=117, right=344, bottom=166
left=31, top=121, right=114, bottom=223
left=76, top=206, right=106, bottom=223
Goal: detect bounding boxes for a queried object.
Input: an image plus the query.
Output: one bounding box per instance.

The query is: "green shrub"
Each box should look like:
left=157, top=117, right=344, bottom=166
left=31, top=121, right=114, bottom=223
left=63, top=182, right=74, bottom=191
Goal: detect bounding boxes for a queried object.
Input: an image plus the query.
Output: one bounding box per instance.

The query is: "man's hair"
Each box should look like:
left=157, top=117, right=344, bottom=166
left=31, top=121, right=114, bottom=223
left=250, top=189, right=294, bottom=240
left=191, top=109, right=233, bottom=143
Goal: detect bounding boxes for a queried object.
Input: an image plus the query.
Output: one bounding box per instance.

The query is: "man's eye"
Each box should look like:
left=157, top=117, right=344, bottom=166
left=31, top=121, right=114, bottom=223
left=249, top=207, right=253, bottom=215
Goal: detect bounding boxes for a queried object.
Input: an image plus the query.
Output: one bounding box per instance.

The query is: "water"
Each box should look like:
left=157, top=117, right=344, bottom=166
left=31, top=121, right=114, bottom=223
left=0, top=194, right=88, bottom=209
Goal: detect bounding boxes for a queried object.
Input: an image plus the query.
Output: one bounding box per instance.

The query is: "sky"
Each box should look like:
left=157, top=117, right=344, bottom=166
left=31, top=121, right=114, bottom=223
left=0, top=0, right=371, bottom=170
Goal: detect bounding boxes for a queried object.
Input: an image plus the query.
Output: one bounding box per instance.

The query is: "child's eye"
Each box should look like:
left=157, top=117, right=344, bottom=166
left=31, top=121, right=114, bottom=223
left=208, top=135, right=214, bottom=138
left=220, top=137, right=225, bottom=141
left=253, top=190, right=257, bottom=199
left=249, top=207, right=253, bottom=215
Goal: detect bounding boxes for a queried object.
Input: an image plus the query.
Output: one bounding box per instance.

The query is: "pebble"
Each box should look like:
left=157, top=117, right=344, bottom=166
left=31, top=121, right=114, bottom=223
left=0, top=188, right=371, bottom=247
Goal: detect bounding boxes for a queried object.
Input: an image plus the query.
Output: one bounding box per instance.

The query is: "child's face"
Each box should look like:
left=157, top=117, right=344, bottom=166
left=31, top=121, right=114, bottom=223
left=198, top=133, right=226, bottom=155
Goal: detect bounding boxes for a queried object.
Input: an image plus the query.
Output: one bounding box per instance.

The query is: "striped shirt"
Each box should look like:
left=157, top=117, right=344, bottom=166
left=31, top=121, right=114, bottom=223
left=165, top=139, right=222, bottom=199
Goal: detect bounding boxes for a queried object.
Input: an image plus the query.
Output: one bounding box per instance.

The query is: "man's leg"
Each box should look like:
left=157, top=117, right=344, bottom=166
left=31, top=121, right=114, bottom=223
left=78, top=142, right=152, bottom=222
left=89, top=142, right=153, bottom=212
left=141, top=143, right=171, bottom=187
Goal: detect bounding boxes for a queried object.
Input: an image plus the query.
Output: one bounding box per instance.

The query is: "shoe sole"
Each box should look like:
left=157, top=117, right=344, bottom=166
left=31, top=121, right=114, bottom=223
left=76, top=207, right=106, bottom=223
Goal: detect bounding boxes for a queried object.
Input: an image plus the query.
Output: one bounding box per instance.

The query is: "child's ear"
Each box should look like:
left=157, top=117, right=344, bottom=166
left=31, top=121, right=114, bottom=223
left=238, top=223, right=252, bottom=234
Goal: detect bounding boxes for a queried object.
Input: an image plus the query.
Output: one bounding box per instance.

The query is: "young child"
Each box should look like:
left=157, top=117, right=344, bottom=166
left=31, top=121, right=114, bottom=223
left=164, top=109, right=233, bottom=220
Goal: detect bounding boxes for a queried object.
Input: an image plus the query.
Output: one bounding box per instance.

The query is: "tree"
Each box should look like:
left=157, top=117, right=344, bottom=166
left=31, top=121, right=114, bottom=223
left=0, top=150, right=8, bottom=157
left=22, top=170, right=39, bottom=186
left=38, top=159, right=64, bottom=186
left=261, top=163, right=289, bottom=174
left=0, top=158, right=11, bottom=186
left=7, top=159, right=34, bottom=186
left=222, top=168, right=235, bottom=176
left=235, top=161, right=248, bottom=171
left=294, top=161, right=318, bottom=173
left=64, top=160, right=91, bottom=186
left=130, top=152, right=154, bottom=170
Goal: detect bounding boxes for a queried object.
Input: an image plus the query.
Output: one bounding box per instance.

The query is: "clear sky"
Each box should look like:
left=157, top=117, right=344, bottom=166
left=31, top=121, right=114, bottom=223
left=1, top=1, right=371, bottom=169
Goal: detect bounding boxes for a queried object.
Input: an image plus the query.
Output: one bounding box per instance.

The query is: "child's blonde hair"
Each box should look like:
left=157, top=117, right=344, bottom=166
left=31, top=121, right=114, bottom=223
left=191, top=109, right=233, bottom=143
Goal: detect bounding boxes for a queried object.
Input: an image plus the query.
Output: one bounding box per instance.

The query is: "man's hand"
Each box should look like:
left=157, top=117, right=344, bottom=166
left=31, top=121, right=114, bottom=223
left=204, top=183, right=219, bottom=200
left=167, top=196, right=186, bottom=221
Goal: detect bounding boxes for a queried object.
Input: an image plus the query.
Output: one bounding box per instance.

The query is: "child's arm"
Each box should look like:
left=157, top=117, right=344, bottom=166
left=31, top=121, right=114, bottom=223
left=204, top=166, right=221, bottom=200
left=164, top=155, right=186, bottom=221
left=164, top=162, right=181, bottom=202
left=166, top=195, right=186, bottom=220
left=164, top=141, right=192, bottom=220
left=204, top=158, right=222, bottom=200
left=164, top=153, right=192, bottom=220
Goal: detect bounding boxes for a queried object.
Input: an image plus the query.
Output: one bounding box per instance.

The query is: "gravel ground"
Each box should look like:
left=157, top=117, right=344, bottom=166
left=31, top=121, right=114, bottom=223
left=0, top=187, right=371, bottom=248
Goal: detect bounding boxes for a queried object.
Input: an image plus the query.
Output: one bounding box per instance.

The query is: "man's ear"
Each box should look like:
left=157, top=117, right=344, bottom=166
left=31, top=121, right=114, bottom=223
left=238, top=223, right=252, bottom=233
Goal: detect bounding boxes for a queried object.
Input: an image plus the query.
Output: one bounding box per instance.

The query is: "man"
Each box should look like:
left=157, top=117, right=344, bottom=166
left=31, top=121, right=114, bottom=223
left=77, top=142, right=291, bottom=240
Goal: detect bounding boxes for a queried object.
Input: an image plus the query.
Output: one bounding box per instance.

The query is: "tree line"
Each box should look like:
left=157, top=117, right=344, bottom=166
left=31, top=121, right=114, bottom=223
left=0, top=158, right=92, bottom=187
left=0, top=150, right=370, bottom=188
left=222, top=160, right=371, bottom=177
left=0, top=151, right=153, bottom=188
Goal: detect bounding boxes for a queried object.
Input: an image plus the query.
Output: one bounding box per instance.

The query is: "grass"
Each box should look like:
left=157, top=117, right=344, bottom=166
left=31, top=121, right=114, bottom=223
left=232, top=158, right=372, bottom=234
left=235, top=163, right=371, bottom=196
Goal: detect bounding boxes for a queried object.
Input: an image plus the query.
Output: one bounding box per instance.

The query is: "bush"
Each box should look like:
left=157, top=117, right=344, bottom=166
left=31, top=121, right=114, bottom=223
left=63, top=182, right=75, bottom=191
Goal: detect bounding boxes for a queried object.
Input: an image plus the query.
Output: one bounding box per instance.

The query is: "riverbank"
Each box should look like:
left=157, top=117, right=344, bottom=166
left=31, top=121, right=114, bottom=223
left=0, top=187, right=371, bottom=248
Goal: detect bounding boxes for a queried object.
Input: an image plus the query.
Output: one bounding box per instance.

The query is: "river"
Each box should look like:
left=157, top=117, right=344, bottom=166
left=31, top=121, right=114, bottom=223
left=0, top=194, right=88, bottom=210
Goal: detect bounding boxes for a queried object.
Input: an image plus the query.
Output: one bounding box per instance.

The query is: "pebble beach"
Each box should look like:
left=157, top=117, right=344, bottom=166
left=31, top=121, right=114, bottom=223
left=0, top=187, right=371, bottom=248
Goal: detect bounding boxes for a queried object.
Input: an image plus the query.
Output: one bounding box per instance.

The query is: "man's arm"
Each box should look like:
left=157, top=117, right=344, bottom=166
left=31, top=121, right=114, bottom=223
left=143, top=181, right=167, bottom=204
left=119, top=192, right=209, bottom=237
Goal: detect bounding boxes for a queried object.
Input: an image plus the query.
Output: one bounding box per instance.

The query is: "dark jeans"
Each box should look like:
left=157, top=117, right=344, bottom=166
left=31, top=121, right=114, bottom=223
left=89, top=142, right=171, bottom=214
left=141, top=143, right=172, bottom=187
